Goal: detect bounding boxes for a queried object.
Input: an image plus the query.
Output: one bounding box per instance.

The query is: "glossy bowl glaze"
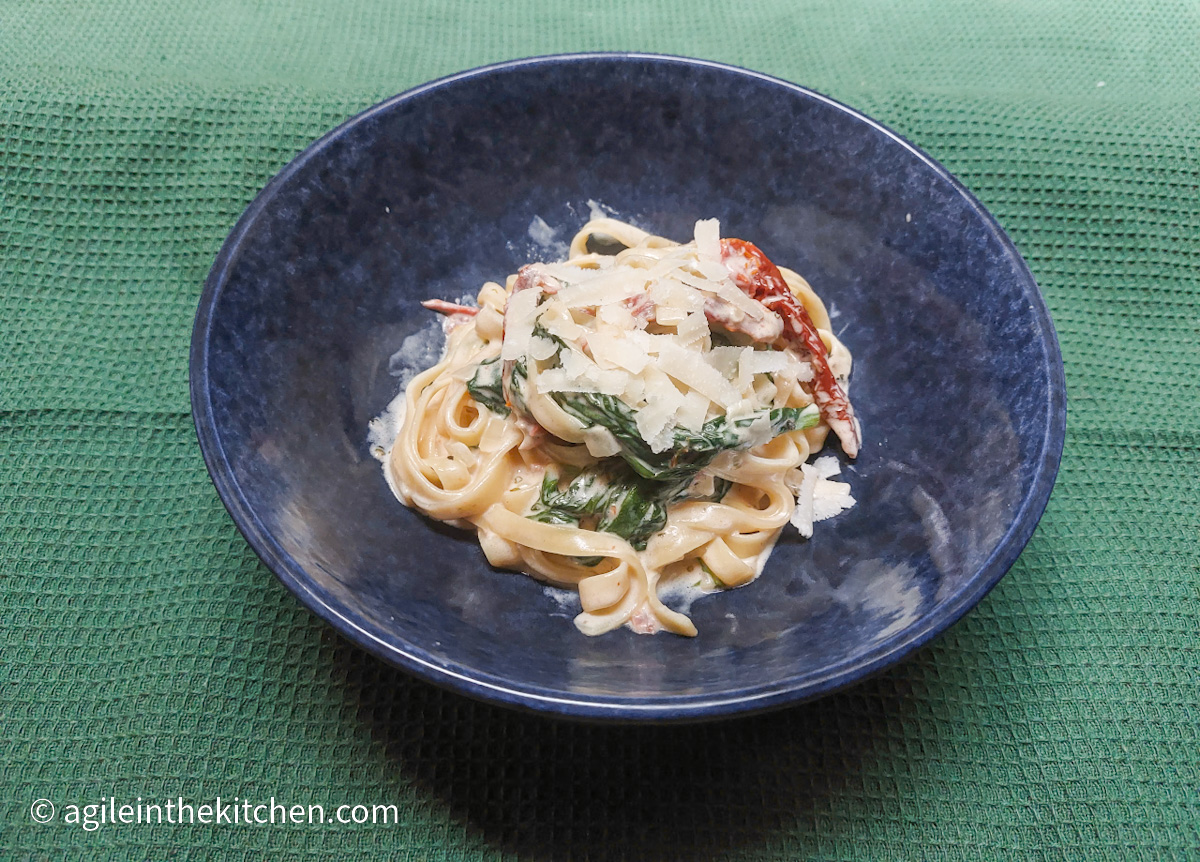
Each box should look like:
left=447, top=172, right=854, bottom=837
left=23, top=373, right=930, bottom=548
left=190, top=54, right=1065, bottom=721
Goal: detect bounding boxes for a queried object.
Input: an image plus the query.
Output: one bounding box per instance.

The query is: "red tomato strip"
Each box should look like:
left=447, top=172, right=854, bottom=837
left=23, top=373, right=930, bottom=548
left=720, top=239, right=861, bottom=458
left=421, top=298, right=479, bottom=316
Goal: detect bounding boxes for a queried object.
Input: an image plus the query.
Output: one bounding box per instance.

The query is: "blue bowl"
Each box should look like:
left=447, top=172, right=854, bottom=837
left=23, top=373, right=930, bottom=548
left=190, top=54, right=1065, bottom=721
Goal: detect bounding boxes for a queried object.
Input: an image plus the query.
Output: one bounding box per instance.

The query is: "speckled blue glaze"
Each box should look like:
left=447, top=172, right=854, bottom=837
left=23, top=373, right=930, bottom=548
left=190, top=54, right=1066, bottom=722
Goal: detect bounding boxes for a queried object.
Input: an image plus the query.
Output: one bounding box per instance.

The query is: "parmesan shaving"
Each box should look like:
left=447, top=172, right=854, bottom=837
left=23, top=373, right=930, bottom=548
left=648, top=276, right=706, bottom=313
left=706, top=346, right=743, bottom=378
left=635, top=376, right=683, bottom=453
left=540, top=314, right=584, bottom=344
left=501, top=288, right=542, bottom=360
left=598, top=302, right=638, bottom=330
left=622, top=376, right=646, bottom=405
left=713, top=279, right=773, bottom=319
left=536, top=367, right=590, bottom=394
left=587, top=329, right=648, bottom=373
left=654, top=305, right=689, bottom=325
left=558, top=271, right=645, bottom=308
left=787, top=352, right=815, bottom=383
left=652, top=341, right=741, bottom=408
left=675, top=311, right=710, bottom=346
left=694, top=218, right=721, bottom=261
left=813, top=454, right=842, bottom=479
left=787, top=461, right=856, bottom=537
left=813, top=480, right=856, bottom=521
left=676, top=389, right=711, bottom=432
left=528, top=335, right=558, bottom=361
left=737, top=348, right=789, bottom=391
left=789, top=464, right=819, bottom=538
left=695, top=256, right=731, bottom=284
left=552, top=348, right=630, bottom=396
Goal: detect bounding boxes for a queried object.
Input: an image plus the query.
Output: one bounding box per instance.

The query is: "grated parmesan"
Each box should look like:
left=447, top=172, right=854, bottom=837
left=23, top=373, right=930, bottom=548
left=497, top=218, right=837, bottom=461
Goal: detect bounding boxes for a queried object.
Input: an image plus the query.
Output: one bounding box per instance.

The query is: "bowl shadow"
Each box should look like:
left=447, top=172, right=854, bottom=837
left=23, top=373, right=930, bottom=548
left=331, top=636, right=929, bottom=861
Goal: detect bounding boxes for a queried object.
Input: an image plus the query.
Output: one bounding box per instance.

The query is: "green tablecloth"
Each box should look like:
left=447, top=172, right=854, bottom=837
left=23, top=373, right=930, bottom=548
left=3, top=1, right=1197, bottom=858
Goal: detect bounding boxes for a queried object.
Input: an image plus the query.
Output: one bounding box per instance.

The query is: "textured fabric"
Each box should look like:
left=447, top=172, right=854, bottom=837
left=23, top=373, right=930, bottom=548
left=3, top=0, right=1198, bottom=859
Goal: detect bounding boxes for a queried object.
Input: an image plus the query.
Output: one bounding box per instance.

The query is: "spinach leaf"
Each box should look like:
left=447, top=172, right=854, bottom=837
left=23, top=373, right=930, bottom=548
left=508, top=359, right=530, bottom=415
left=530, top=464, right=668, bottom=553
left=594, top=481, right=667, bottom=550
left=553, top=392, right=819, bottom=483
left=466, top=357, right=509, bottom=416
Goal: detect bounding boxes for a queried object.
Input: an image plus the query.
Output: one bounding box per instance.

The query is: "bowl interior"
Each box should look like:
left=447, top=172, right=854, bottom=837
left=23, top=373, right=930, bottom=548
left=193, top=55, right=1064, bottom=719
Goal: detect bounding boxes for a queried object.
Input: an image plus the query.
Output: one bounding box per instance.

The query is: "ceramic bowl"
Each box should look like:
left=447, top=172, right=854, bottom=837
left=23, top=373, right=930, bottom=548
left=190, top=54, right=1065, bottom=721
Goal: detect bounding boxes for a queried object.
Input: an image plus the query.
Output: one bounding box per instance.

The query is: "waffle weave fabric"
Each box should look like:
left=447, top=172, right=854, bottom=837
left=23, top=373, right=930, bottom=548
left=2, top=1, right=1198, bottom=859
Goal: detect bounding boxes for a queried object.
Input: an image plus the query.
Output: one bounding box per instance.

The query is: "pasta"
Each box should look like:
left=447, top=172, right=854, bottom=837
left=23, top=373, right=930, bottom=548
left=376, top=217, right=861, bottom=636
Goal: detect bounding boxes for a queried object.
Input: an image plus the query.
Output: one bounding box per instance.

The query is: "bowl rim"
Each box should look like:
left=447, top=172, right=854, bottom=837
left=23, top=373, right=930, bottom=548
left=190, top=52, right=1067, bottom=722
